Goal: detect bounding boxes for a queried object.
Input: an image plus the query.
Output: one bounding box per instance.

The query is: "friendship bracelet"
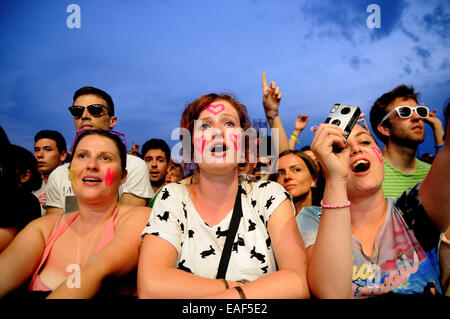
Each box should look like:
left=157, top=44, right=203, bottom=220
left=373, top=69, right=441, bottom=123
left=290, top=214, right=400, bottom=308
left=266, top=111, right=279, bottom=120
left=234, top=286, right=247, bottom=299
left=221, top=278, right=229, bottom=289
left=290, top=134, right=301, bottom=145
left=320, top=200, right=351, bottom=209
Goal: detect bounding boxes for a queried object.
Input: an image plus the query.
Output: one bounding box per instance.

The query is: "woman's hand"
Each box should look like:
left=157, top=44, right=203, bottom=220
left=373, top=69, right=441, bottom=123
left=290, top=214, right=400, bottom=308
left=310, top=124, right=350, bottom=183
left=262, top=72, right=282, bottom=118
left=294, top=114, right=309, bottom=134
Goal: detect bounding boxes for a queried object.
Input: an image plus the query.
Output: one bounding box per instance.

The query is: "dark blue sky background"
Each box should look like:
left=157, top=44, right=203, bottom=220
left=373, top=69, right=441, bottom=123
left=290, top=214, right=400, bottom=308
left=1, top=0, right=449, bottom=159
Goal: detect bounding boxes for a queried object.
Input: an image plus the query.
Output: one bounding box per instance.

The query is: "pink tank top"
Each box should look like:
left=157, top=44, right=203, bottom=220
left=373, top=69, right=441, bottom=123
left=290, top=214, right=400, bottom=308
left=28, top=205, right=119, bottom=291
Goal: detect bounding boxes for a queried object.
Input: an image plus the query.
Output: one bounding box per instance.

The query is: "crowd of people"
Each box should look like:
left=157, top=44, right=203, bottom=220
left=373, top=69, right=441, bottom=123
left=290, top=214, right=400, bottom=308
left=0, top=72, right=448, bottom=300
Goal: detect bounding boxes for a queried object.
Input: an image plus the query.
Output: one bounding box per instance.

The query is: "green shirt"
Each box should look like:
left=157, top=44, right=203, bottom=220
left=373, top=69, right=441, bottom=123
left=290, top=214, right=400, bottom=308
left=382, top=158, right=431, bottom=198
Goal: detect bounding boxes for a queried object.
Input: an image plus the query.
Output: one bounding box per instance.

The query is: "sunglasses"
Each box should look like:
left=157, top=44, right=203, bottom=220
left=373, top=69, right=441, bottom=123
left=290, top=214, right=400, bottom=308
left=68, top=104, right=112, bottom=118
left=72, top=130, right=127, bottom=151
left=381, top=105, right=429, bottom=124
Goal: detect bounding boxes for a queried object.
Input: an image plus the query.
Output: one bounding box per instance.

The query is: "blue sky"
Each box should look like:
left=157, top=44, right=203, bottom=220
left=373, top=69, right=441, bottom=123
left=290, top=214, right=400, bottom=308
left=1, top=0, right=449, bottom=158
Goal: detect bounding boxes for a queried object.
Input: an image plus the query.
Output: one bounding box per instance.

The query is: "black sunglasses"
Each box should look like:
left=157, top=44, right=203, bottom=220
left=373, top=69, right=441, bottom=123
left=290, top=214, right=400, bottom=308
left=68, top=104, right=111, bottom=118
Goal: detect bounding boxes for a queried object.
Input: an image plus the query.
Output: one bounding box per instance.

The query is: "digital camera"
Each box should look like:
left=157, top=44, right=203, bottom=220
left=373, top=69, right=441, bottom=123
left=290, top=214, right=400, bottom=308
left=324, top=103, right=361, bottom=152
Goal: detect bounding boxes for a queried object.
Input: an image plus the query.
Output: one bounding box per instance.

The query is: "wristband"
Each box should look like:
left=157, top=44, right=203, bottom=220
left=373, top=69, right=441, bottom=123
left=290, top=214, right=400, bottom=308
left=290, top=134, right=301, bottom=145
left=266, top=111, right=278, bottom=120
left=234, top=286, right=247, bottom=299
left=320, top=200, right=351, bottom=209
left=435, top=143, right=444, bottom=149
left=220, top=278, right=229, bottom=289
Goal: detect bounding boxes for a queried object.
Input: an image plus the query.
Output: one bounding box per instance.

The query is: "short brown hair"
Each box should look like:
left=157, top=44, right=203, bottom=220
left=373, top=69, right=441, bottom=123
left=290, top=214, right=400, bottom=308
left=369, top=85, right=419, bottom=144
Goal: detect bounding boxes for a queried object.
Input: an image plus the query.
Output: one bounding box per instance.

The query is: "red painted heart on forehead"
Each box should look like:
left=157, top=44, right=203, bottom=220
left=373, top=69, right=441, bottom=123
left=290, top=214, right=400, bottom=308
left=206, top=103, right=225, bottom=116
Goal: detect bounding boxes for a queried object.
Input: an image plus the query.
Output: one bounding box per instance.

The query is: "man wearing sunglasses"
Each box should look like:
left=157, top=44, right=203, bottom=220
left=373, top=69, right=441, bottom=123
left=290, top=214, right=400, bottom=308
left=45, top=86, right=153, bottom=214
left=369, top=84, right=445, bottom=198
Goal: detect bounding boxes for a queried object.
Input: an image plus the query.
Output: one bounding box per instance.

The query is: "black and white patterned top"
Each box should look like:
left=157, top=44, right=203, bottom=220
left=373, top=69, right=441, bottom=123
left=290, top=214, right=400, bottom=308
left=141, top=180, right=293, bottom=282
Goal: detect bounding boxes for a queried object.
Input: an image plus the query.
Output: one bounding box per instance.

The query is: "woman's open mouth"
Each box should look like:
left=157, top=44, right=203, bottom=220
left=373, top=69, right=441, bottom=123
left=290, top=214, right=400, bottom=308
left=82, top=177, right=102, bottom=185
left=210, top=144, right=229, bottom=156
left=351, top=159, right=370, bottom=174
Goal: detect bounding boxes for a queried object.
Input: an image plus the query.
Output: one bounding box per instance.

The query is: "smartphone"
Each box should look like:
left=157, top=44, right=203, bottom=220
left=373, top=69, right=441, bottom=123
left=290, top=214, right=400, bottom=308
left=324, top=103, right=361, bottom=152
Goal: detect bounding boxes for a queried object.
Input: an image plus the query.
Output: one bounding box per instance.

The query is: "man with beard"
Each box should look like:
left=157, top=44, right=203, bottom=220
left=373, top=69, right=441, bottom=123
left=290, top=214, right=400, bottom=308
left=141, top=138, right=170, bottom=195
left=369, top=84, right=444, bottom=198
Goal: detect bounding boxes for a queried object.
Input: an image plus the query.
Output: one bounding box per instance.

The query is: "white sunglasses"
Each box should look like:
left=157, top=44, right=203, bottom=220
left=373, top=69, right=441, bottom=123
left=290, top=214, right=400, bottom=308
left=380, top=105, right=429, bottom=124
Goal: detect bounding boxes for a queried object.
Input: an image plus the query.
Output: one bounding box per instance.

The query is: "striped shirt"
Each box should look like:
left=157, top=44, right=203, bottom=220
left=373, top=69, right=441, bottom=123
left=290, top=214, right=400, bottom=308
left=382, top=158, right=431, bottom=198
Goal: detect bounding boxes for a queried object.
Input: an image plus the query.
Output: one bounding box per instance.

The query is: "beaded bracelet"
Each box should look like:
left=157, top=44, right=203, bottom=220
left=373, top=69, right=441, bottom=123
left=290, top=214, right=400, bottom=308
left=266, top=111, right=279, bottom=120
left=234, top=286, right=247, bottom=299
left=320, top=200, right=351, bottom=209
left=290, top=134, right=301, bottom=145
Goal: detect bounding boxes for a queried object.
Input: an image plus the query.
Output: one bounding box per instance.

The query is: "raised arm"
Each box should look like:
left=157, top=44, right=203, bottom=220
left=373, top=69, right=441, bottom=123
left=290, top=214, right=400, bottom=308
left=420, top=113, right=450, bottom=233
left=306, top=124, right=353, bottom=298
left=289, top=114, right=309, bottom=150
left=47, top=206, right=151, bottom=299
left=262, top=72, right=290, bottom=154
left=422, top=106, right=445, bottom=150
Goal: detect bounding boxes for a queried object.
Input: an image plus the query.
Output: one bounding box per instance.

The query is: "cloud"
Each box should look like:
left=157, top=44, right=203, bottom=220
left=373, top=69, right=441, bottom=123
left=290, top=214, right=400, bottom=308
left=414, top=46, right=431, bottom=68
left=404, top=65, right=412, bottom=75
left=300, top=0, right=407, bottom=42
left=400, top=25, right=420, bottom=42
left=423, top=5, right=450, bottom=39
left=349, top=56, right=371, bottom=70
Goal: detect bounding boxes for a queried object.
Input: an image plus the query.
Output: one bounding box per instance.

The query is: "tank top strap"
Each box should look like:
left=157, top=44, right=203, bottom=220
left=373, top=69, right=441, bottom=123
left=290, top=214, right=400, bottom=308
left=28, top=212, right=80, bottom=289
left=96, top=203, right=120, bottom=252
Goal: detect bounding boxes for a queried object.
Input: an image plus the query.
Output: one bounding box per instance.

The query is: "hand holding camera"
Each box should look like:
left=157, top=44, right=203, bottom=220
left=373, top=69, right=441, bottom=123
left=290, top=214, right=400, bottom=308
left=324, top=103, right=361, bottom=153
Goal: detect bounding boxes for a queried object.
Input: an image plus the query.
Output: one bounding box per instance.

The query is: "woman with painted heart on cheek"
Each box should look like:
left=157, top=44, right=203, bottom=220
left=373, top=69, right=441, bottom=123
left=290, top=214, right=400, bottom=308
left=298, top=122, right=449, bottom=298
left=138, top=93, right=310, bottom=299
left=0, top=130, right=151, bottom=299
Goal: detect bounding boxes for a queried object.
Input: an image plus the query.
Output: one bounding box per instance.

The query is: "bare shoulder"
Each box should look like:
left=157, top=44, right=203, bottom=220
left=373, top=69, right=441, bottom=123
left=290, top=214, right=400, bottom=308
left=19, top=212, right=70, bottom=243
left=116, top=205, right=151, bottom=229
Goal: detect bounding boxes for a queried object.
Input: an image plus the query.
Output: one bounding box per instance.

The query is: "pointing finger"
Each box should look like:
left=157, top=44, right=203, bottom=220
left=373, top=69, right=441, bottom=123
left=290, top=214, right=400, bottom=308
left=262, top=72, right=268, bottom=90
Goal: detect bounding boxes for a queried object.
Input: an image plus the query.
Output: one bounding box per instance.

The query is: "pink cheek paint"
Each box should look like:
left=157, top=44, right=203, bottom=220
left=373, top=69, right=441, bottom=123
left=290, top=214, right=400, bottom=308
left=194, top=135, right=206, bottom=154
left=105, top=168, right=116, bottom=186
left=228, top=133, right=242, bottom=151
left=206, top=103, right=225, bottom=116
left=371, top=147, right=383, bottom=162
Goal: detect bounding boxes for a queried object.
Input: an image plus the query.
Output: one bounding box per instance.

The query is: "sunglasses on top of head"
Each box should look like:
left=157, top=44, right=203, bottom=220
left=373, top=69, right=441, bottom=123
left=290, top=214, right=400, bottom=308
left=71, top=130, right=127, bottom=151
left=68, top=104, right=112, bottom=119
left=380, top=105, right=429, bottom=124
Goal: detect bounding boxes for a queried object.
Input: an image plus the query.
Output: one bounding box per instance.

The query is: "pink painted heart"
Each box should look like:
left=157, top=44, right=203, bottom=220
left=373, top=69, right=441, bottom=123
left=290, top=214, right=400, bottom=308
left=194, top=136, right=206, bottom=154
left=371, top=147, right=383, bottom=163
left=228, top=133, right=242, bottom=151
left=206, top=103, right=225, bottom=116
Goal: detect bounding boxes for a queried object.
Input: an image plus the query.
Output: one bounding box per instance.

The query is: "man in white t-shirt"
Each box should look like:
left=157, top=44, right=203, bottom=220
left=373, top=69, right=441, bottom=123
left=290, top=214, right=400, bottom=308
left=45, top=86, right=153, bottom=214
left=32, top=130, right=68, bottom=216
